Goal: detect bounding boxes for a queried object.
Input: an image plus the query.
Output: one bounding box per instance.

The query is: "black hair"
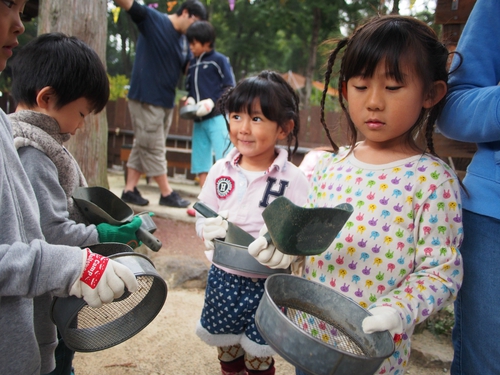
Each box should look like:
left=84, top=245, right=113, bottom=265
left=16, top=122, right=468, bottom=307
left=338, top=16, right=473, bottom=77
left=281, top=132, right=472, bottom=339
left=218, top=70, right=300, bottom=158
left=186, top=21, right=215, bottom=48
left=176, top=0, right=207, bottom=21
left=321, top=15, right=457, bottom=158
left=11, top=32, right=109, bottom=113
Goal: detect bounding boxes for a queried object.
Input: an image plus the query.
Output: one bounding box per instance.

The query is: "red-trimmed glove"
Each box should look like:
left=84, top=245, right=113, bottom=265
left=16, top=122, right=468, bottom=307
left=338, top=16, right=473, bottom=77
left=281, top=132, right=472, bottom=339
left=69, top=248, right=138, bottom=308
left=185, top=96, right=196, bottom=106
left=196, top=98, right=215, bottom=117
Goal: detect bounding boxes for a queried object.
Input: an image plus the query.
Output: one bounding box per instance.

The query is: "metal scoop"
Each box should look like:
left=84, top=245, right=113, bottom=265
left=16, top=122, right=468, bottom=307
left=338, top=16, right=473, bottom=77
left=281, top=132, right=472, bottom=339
left=193, top=202, right=255, bottom=246
left=262, top=196, right=353, bottom=256
left=72, top=186, right=162, bottom=251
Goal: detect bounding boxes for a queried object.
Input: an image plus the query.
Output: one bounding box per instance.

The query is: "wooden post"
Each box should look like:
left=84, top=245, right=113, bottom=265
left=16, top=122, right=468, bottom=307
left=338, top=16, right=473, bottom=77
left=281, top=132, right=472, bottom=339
left=435, top=0, right=476, bottom=47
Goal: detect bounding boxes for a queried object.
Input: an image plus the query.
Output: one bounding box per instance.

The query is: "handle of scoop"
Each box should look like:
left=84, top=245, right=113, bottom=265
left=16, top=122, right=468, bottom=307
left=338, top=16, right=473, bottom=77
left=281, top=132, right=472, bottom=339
left=263, top=232, right=273, bottom=246
left=193, top=202, right=218, bottom=218
left=136, top=227, right=162, bottom=252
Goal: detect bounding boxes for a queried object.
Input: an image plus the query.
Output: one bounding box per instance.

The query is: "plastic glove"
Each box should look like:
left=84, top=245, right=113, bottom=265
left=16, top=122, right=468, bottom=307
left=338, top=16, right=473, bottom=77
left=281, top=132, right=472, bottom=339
left=96, top=216, right=142, bottom=249
left=202, top=210, right=229, bottom=250
left=362, top=306, right=403, bottom=337
left=185, top=96, right=196, bottom=106
left=69, top=248, right=138, bottom=308
left=196, top=98, right=215, bottom=117
left=248, top=225, right=296, bottom=269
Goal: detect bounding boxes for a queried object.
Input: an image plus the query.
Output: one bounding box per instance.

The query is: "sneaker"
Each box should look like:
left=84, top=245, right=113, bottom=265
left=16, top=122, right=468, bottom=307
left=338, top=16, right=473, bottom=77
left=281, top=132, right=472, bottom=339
left=187, top=207, right=196, bottom=217
left=133, top=187, right=143, bottom=196
left=159, top=191, right=190, bottom=208
left=121, top=189, right=149, bottom=206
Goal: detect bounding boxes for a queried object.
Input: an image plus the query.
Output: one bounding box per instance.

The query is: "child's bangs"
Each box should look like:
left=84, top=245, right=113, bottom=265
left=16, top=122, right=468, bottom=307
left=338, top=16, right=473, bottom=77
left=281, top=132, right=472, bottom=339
left=227, top=77, right=277, bottom=120
left=344, top=19, right=418, bottom=84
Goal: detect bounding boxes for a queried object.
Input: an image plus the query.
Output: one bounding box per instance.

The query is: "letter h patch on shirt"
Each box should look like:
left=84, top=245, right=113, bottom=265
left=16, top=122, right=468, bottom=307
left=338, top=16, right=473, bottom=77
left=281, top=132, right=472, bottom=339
left=259, top=177, right=289, bottom=208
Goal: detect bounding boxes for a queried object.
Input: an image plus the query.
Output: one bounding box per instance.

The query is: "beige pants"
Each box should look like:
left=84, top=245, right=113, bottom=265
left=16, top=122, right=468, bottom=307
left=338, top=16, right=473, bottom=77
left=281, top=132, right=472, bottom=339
left=126, top=99, right=173, bottom=177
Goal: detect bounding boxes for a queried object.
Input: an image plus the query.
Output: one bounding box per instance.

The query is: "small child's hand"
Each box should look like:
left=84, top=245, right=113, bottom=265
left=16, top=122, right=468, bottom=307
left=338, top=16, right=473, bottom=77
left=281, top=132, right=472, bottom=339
left=96, top=216, right=142, bottom=249
left=69, top=248, right=138, bottom=308
left=248, top=225, right=296, bottom=269
left=185, top=97, right=196, bottom=106
left=202, top=210, right=229, bottom=250
left=362, top=306, right=403, bottom=338
left=196, top=98, right=215, bottom=117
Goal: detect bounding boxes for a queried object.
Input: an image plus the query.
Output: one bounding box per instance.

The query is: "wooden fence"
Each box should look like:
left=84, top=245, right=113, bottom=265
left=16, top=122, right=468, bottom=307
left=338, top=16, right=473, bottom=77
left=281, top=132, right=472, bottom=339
left=0, top=96, right=476, bottom=181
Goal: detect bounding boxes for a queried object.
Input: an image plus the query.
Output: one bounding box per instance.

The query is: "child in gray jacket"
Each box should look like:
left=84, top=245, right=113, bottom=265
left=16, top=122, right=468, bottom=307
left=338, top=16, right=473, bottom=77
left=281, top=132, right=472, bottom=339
left=0, top=6, right=138, bottom=375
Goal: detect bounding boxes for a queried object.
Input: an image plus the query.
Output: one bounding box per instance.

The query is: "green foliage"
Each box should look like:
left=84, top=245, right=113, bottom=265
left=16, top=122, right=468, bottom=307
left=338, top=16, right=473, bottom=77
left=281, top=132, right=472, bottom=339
left=424, top=305, right=455, bottom=338
left=415, top=305, right=455, bottom=337
left=108, top=74, right=129, bottom=100
left=105, top=0, right=439, bottom=107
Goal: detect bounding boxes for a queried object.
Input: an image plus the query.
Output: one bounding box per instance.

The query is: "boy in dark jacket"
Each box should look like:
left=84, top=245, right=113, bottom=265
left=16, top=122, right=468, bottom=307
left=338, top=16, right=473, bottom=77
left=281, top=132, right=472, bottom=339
left=185, top=20, right=235, bottom=201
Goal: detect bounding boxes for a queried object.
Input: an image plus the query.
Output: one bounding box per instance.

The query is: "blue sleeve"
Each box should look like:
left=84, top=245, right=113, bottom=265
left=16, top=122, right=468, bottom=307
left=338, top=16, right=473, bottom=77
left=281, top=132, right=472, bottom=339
left=437, top=0, right=500, bottom=143
left=127, top=0, right=148, bottom=24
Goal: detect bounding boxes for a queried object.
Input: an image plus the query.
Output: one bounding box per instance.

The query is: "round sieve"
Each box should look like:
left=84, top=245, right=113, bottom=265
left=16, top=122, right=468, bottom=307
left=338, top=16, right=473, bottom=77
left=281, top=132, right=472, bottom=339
left=51, top=243, right=167, bottom=352
left=255, top=274, right=394, bottom=375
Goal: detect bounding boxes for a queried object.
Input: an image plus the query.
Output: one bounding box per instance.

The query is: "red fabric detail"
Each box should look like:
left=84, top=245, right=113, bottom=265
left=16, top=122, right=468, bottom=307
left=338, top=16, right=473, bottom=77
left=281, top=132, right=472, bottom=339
left=80, top=248, right=109, bottom=289
left=246, top=360, right=275, bottom=375
left=220, top=356, right=245, bottom=373
left=215, top=176, right=235, bottom=199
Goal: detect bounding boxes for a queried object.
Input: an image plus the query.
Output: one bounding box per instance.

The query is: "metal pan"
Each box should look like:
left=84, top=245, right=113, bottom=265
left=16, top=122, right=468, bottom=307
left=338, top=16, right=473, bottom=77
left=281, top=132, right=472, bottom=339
left=51, top=243, right=168, bottom=352
left=262, top=197, right=353, bottom=256
left=255, top=274, right=394, bottom=375
left=72, top=186, right=162, bottom=252
left=179, top=104, right=200, bottom=120
left=193, top=202, right=289, bottom=275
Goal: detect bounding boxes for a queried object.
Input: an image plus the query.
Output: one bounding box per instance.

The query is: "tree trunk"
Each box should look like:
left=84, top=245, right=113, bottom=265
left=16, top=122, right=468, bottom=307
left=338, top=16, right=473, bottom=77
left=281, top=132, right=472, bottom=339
left=37, top=0, right=109, bottom=188
left=304, top=7, right=321, bottom=112
left=391, top=0, right=401, bottom=14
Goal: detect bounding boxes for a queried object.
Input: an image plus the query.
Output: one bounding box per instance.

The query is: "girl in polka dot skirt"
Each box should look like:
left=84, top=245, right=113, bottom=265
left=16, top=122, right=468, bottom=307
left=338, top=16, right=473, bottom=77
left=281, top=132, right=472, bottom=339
left=249, top=15, right=464, bottom=375
left=195, top=71, right=309, bottom=375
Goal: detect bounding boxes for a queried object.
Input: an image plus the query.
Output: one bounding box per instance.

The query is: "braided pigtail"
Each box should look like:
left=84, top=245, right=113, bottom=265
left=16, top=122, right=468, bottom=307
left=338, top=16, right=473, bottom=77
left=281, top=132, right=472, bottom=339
left=321, top=39, right=348, bottom=154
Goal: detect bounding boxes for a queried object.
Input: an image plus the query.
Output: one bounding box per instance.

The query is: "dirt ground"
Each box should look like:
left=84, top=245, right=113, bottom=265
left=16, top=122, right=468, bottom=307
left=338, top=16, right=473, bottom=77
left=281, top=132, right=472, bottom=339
left=73, top=215, right=452, bottom=375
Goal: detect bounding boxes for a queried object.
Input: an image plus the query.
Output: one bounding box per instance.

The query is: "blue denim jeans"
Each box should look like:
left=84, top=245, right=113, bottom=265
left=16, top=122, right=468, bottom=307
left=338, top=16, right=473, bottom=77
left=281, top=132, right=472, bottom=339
left=451, top=210, right=500, bottom=375
left=295, top=369, right=308, bottom=375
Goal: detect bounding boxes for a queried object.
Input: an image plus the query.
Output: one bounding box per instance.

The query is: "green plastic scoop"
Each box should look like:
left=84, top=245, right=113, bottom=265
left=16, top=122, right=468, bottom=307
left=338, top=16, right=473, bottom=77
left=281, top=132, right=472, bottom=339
left=262, top=197, right=353, bottom=256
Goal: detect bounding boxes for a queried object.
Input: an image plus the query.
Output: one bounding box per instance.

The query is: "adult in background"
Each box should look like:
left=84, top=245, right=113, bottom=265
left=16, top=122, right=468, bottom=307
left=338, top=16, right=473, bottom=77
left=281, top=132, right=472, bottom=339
left=113, top=0, right=207, bottom=208
left=437, top=0, right=500, bottom=374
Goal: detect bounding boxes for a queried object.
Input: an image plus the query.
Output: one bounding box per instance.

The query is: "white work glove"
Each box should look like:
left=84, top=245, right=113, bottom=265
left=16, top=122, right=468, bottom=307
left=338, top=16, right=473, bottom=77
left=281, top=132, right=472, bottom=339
left=70, top=248, right=138, bottom=308
left=185, top=96, right=196, bottom=106
left=362, top=306, right=403, bottom=338
left=202, top=210, right=229, bottom=250
left=248, top=225, right=296, bottom=269
left=196, top=98, right=215, bottom=117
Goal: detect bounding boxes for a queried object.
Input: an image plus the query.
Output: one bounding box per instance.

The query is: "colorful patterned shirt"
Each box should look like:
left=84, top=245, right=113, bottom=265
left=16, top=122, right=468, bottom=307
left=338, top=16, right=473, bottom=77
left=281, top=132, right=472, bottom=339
left=302, top=149, right=463, bottom=375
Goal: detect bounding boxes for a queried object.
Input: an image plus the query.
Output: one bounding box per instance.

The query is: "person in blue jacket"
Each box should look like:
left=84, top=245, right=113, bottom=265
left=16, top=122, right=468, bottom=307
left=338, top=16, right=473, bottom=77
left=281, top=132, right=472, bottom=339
left=185, top=20, right=235, bottom=192
left=437, top=1, right=500, bottom=374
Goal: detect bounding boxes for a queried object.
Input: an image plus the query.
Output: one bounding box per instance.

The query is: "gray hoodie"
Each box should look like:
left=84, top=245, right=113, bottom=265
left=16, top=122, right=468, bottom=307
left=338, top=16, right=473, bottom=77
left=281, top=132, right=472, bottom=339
left=0, top=109, right=83, bottom=374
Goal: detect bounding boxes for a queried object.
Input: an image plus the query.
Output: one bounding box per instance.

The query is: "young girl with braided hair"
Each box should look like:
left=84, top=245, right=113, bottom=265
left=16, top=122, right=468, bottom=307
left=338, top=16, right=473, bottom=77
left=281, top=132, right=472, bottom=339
left=195, top=70, right=309, bottom=375
left=249, top=15, right=464, bottom=375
